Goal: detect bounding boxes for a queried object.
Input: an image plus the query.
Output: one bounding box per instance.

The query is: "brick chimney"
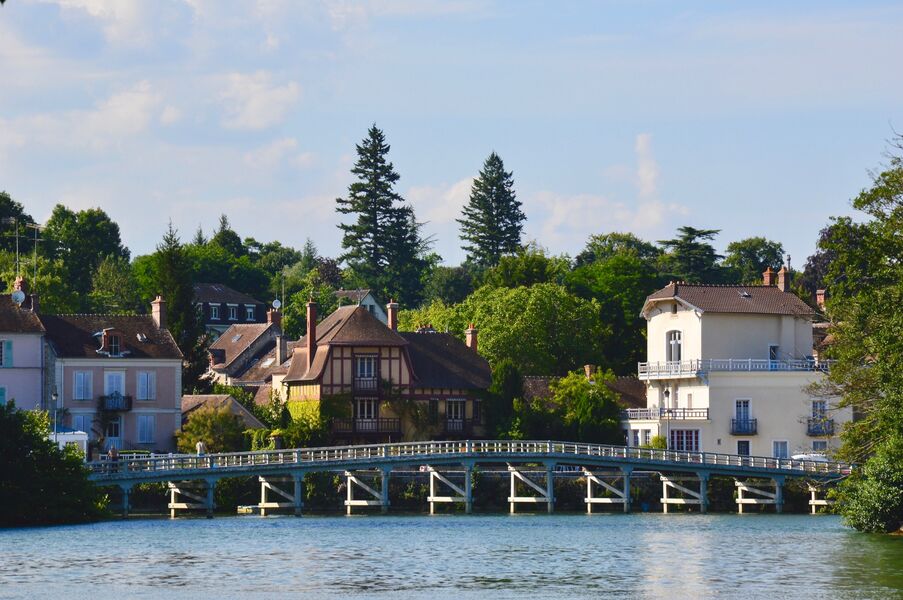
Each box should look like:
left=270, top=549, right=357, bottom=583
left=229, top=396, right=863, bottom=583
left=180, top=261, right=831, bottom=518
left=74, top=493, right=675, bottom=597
left=762, top=267, right=775, bottom=286
left=777, top=266, right=790, bottom=292
left=465, top=323, right=478, bottom=353
left=267, top=308, right=282, bottom=329
left=816, top=289, right=826, bottom=310
left=151, top=296, right=166, bottom=329
left=306, top=300, right=317, bottom=373
left=387, top=299, right=399, bottom=331
left=275, top=334, right=287, bottom=365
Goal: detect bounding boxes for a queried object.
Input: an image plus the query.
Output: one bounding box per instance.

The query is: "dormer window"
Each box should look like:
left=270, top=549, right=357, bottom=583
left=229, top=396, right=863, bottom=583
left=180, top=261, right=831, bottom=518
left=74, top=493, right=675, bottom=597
left=228, top=305, right=238, bottom=320
left=109, top=335, right=121, bottom=357
left=671, top=303, right=678, bottom=314
left=210, top=305, right=220, bottom=320
left=245, top=306, right=255, bottom=320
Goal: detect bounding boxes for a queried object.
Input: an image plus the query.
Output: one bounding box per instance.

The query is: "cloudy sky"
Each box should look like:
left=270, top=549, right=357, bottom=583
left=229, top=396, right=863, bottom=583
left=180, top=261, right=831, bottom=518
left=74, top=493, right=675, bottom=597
left=2, top=1, right=902, bottom=266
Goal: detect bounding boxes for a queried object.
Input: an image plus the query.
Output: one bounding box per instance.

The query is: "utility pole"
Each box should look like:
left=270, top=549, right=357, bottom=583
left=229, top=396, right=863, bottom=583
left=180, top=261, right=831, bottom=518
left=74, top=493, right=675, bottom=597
left=26, top=223, right=44, bottom=286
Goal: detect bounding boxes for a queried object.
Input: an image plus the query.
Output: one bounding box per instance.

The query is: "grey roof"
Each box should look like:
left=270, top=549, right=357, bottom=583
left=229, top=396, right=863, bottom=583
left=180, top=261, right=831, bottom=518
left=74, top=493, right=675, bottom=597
left=643, top=282, right=815, bottom=317
left=400, top=332, right=490, bottom=390
left=194, top=283, right=264, bottom=306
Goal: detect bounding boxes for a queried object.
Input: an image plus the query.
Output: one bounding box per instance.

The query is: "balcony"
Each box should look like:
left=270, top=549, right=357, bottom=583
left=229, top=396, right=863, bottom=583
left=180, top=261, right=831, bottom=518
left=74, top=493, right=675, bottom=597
left=731, top=418, right=758, bottom=435
left=353, top=377, right=379, bottom=393
left=638, top=358, right=834, bottom=380
left=99, top=393, right=132, bottom=411
left=807, top=418, right=835, bottom=436
left=333, top=417, right=401, bottom=435
left=621, top=407, right=709, bottom=421
left=444, top=418, right=475, bottom=437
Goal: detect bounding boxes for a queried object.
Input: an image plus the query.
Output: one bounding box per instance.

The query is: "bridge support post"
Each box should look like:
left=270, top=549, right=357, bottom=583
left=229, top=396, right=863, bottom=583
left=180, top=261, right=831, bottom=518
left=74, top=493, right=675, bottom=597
left=259, top=476, right=303, bottom=516
left=120, top=484, right=132, bottom=518
left=345, top=470, right=390, bottom=515
left=698, top=472, right=709, bottom=514
left=584, top=469, right=631, bottom=514
left=660, top=475, right=706, bottom=513
left=546, top=465, right=554, bottom=514
left=808, top=484, right=833, bottom=514
left=507, top=464, right=553, bottom=514
left=464, top=464, right=473, bottom=514
left=427, top=466, right=469, bottom=514
left=294, top=474, right=304, bottom=517
left=206, top=480, right=215, bottom=519
left=735, top=478, right=782, bottom=513
left=773, top=477, right=784, bottom=514
left=168, top=481, right=214, bottom=518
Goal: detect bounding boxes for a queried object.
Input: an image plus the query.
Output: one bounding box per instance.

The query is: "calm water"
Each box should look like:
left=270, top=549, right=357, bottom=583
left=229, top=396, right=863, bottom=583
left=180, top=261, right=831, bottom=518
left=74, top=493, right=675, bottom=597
left=2, top=514, right=902, bottom=599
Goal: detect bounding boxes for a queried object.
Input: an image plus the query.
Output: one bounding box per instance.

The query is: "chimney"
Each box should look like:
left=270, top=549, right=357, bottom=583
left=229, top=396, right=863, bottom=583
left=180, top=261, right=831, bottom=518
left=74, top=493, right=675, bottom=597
left=777, top=266, right=790, bottom=292
left=465, top=323, right=478, bottom=353
left=762, top=267, right=775, bottom=286
left=584, top=364, right=597, bottom=381
left=275, top=334, right=287, bottom=365
left=387, top=299, right=399, bottom=331
left=306, top=300, right=317, bottom=372
left=151, top=296, right=166, bottom=329
left=267, top=308, right=282, bottom=329
left=816, top=289, right=827, bottom=310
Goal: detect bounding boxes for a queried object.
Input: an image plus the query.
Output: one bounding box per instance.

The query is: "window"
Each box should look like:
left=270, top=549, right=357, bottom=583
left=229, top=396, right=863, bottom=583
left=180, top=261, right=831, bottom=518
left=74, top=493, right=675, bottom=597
left=245, top=306, right=255, bottom=320
left=666, top=331, right=682, bottom=362
left=356, top=356, right=377, bottom=379
left=671, top=303, right=678, bottom=314
left=137, top=415, right=156, bottom=443
left=642, top=430, right=651, bottom=446
left=632, top=430, right=641, bottom=447
left=105, top=417, right=121, bottom=439
left=769, top=345, right=780, bottom=361
left=228, top=305, right=238, bottom=320
left=0, top=339, right=8, bottom=367
left=0, top=386, right=5, bottom=404
left=109, top=335, right=121, bottom=357
left=773, top=441, right=789, bottom=459
left=73, top=414, right=92, bottom=435
left=669, top=429, right=699, bottom=452
left=447, top=399, right=465, bottom=421
left=473, top=399, right=483, bottom=424
left=73, top=371, right=93, bottom=400
left=812, top=400, right=827, bottom=419
left=356, top=398, right=378, bottom=421
left=735, top=399, right=751, bottom=421
left=812, top=440, right=828, bottom=452
left=137, top=372, right=156, bottom=401
left=737, top=440, right=750, bottom=456
left=104, top=371, right=125, bottom=396
left=210, top=305, right=220, bottom=320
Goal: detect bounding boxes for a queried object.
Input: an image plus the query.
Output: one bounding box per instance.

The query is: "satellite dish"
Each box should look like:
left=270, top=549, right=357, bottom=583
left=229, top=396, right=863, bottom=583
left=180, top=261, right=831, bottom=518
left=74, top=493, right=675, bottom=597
left=11, top=290, right=26, bottom=306
left=272, top=299, right=282, bottom=310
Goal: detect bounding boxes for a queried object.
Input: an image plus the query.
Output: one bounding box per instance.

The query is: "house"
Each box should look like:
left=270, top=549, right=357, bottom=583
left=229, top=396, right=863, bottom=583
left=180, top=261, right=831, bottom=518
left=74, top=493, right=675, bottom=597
left=181, top=394, right=267, bottom=430
left=334, top=289, right=388, bottom=324
left=194, top=282, right=267, bottom=340
left=621, top=267, right=851, bottom=457
left=0, top=278, right=48, bottom=411
left=206, top=309, right=285, bottom=386
left=42, top=297, right=184, bottom=454
left=282, top=300, right=490, bottom=444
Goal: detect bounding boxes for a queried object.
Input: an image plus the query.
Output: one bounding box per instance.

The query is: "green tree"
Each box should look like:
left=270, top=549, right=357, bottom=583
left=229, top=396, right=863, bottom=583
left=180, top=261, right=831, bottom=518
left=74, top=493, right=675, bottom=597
left=575, top=232, right=661, bottom=267
left=89, top=255, right=143, bottom=314
left=481, top=243, right=570, bottom=289
left=0, top=401, right=107, bottom=526
left=723, top=236, right=785, bottom=284
left=209, top=214, right=245, bottom=258
left=658, top=226, right=724, bottom=283
left=457, top=152, right=525, bottom=267
left=0, top=191, right=34, bottom=254
left=485, top=359, right=523, bottom=436
left=282, top=268, right=339, bottom=339
left=422, top=265, right=474, bottom=305
left=176, top=406, right=247, bottom=453
left=550, top=370, right=623, bottom=444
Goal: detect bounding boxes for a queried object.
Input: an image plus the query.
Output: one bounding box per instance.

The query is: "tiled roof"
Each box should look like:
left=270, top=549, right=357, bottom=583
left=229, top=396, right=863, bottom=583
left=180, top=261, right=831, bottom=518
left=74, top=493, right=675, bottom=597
left=401, top=332, right=490, bottom=390
left=209, top=323, right=274, bottom=369
left=181, top=394, right=266, bottom=429
left=644, top=282, right=815, bottom=317
left=0, top=296, right=44, bottom=334
left=41, top=314, right=182, bottom=359
left=236, top=339, right=300, bottom=383
left=194, top=283, right=264, bottom=306
left=334, top=289, right=374, bottom=302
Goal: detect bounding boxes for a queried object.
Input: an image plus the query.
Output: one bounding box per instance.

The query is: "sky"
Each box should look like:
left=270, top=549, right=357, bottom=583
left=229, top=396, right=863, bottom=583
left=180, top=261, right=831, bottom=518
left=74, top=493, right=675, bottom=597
left=1, top=1, right=902, bottom=267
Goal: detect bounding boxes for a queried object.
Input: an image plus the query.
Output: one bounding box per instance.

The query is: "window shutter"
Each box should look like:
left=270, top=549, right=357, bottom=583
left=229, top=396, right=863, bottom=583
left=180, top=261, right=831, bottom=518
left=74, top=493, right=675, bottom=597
left=86, top=374, right=93, bottom=400
left=148, top=372, right=156, bottom=400
left=0, top=387, right=6, bottom=404
left=137, top=373, right=147, bottom=400
left=3, top=340, right=12, bottom=368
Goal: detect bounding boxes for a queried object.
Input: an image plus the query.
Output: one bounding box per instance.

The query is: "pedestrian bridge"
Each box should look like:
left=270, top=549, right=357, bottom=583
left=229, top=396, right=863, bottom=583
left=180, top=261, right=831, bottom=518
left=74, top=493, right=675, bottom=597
left=86, top=440, right=851, bottom=518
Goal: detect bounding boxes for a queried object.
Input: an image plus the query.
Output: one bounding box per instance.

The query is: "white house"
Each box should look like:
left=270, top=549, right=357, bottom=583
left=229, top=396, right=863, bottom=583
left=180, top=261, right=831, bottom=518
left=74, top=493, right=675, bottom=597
left=622, top=267, right=850, bottom=459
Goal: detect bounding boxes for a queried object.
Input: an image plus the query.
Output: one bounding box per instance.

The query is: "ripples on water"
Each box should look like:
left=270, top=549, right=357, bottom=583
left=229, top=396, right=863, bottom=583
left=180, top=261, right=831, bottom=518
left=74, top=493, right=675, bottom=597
left=2, top=514, right=902, bottom=599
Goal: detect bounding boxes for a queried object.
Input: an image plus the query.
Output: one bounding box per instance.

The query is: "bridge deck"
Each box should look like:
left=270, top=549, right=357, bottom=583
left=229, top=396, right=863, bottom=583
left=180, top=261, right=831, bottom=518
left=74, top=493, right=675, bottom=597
left=87, top=440, right=851, bottom=487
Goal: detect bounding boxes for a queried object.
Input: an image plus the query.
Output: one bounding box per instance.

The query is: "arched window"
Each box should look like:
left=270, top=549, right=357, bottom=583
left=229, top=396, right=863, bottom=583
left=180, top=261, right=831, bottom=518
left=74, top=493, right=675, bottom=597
left=666, top=330, right=682, bottom=362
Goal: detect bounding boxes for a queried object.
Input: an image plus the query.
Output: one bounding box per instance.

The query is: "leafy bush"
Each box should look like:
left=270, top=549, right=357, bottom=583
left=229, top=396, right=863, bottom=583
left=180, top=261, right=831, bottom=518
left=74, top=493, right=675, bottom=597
left=838, top=436, right=903, bottom=533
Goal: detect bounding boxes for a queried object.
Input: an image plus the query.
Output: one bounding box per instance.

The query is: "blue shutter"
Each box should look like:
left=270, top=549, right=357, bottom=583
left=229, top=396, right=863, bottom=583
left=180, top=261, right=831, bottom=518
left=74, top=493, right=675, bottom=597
left=0, top=387, right=6, bottom=404
left=3, top=340, right=11, bottom=368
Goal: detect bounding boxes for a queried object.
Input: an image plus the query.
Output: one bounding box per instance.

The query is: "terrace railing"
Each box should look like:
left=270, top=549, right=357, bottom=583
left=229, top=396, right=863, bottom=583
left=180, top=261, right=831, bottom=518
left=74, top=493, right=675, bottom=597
left=621, top=407, right=709, bottom=420
left=638, top=358, right=834, bottom=379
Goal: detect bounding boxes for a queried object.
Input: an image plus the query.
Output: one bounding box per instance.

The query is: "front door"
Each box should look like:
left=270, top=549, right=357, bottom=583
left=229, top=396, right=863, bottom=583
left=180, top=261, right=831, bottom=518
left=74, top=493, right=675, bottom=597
left=356, top=398, right=378, bottom=431
left=105, top=417, right=122, bottom=451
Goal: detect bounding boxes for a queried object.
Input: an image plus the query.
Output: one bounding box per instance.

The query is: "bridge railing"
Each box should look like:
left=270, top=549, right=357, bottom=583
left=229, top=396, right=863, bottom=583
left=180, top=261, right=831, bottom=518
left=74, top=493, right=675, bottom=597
left=87, top=439, right=851, bottom=479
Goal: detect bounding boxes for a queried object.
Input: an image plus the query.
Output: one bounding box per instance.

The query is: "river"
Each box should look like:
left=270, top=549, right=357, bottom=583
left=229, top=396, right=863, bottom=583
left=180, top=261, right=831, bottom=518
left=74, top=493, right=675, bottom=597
left=1, top=513, right=902, bottom=599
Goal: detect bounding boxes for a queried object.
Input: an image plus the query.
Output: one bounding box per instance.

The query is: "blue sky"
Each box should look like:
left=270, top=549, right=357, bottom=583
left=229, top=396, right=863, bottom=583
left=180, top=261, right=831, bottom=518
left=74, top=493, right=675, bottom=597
left=1, top=1, right=902, bottom=267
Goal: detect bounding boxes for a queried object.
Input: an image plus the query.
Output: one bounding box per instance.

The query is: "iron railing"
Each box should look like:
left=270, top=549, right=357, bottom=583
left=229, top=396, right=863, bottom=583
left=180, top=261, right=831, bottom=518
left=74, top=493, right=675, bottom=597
left=807, top=418, right=835, bottom=436
left=333, top=417, right=401, bottom=434
left=99, top=394, right=133, bottom=411
left=731, top=418, right=758, bottom=435
left=638, top=358, right=834, bottom=379
left=353, top=377, right=379, bottom=392
left=621, top=408, right=709, bottom=420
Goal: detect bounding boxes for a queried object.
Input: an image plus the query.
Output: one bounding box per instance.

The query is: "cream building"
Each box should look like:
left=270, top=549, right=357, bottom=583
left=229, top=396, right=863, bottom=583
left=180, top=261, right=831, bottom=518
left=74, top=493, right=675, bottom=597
left=622, top=267, right=849, bottom=458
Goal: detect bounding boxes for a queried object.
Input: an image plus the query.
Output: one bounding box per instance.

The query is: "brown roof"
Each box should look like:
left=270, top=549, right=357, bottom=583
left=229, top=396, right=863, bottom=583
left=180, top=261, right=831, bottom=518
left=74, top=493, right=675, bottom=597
left=643, top=282, right=815, bottom=317
left=401, top=332, right=491, bottom=390
left=252, top=383, right=274, bottom=407
left=335, top=289, right=375, bottom=303
left=194, top=283, right=264, bottom=306
left=236, top=339, right=300, bottom=383
left=181, top=394, right=266, bottom=429
left=209, top=323, right=274, bottom=369
left=41, top=314, right=182, bottom=359
left=0, top=296, right=44, bottom=334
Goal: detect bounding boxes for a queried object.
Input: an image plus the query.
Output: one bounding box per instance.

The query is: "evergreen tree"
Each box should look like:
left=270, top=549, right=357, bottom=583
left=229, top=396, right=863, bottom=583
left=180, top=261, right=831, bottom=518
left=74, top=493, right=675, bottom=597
left=658, top=226, right=724, bottom=283
left=336, top=125, right=428, bottom=303
left=457, top=152, right=525, bottom=267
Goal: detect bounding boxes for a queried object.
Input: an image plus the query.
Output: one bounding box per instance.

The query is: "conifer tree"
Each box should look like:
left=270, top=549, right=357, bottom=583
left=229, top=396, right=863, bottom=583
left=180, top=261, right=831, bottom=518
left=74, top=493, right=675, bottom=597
left=336, top=125, right=428, bottom=303
left=457, top=152, right=525, bottom=267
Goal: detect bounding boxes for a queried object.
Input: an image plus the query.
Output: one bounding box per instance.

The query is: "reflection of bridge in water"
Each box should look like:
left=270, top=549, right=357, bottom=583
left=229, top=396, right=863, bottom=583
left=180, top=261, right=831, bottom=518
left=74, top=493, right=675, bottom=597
left=87, top=440, right=850, bottom=518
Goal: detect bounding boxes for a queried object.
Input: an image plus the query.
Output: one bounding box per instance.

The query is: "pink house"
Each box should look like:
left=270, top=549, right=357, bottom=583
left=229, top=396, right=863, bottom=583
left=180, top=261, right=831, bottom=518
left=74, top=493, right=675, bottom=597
left=0, top=290, right=47, bottom=411
left=42, top=297, right=183, bottom=454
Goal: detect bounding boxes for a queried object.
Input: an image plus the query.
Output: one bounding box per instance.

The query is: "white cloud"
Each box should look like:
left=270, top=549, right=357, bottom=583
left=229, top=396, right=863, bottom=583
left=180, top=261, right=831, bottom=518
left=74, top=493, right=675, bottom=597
left=243, top=138, right=317, bottom=170
left=219, top=71, right=301, bottom=130
left=37, top=0, right=152, bottom=46
left=635, top=133, right=659, bottom=199
left=407, top=177, right=473, bottom=226
left=159, top=105, right=182, bottom=125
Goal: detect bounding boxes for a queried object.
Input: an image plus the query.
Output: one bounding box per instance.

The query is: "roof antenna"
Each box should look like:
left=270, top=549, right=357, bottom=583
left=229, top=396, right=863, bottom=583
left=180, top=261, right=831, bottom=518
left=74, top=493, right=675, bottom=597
left=786, top=254, right=791, bottom=273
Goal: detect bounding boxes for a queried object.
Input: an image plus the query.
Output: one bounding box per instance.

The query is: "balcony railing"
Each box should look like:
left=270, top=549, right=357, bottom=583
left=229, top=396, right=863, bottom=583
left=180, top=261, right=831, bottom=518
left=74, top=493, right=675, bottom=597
left=333, top=417, right=401, bottom=435
left=353, top=377, right=379, bottom=393
left=621, top=408, right=709, bottom=421
left=731, top=418, right=758, bottom=435
left=99, top=393, right=132, bottom=411
left=444, top=418, right=476, bottom=436
left=638, top=358, right=834, bottom=380
left=807, top=418, right=835, bottom=436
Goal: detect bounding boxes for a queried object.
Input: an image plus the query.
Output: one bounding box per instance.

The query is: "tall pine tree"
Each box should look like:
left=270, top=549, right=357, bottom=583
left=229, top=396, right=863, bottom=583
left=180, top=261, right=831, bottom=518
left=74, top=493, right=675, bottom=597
left=457, top=152, right=525, bottom=267
left=336, top=125, right=428, bottom=304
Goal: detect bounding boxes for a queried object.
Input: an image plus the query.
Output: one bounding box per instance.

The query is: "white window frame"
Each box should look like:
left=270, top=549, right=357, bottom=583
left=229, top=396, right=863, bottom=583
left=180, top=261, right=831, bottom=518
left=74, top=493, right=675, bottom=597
left=812, top=440, right=828, bottom=452
left=356, top=397, right=378, bottom=421
left=73, top=371, right=93, bottom=401
left=137, top=415, right=155, bottom=444
left=447, top=398, right=465, bottom=421
left=227, top=304, right=238, bottom=321
left=811, top=399, right=828, bottom=419
left=104, top=371, right=126, bottom=396
left=669, top=429, right=699, bottom=452
left=73, top=414, right=92, bottom=435
left=735, top=398, right=751, bottom=421
left=136, top=371, right=156, bottom=401
left=108, top=334, right=121, bottom=357
left=356, top=356, right=377, bottom=379
left=210, top=304, right=220, bottom=320
left=772, top=440, right=789, bottom=459
left=666, top=330, right=682, bottom=362
left=245, top=305, right=255, bottom=321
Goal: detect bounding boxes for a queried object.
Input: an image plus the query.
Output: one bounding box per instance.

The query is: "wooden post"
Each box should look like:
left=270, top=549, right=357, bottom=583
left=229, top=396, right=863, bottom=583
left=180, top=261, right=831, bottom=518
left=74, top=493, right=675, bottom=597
left=464, top=464, right=473, bottom=514
left=662, top=477, right=669, bottom=514
left=546, top=465, right=554, bottom=514
left=260, top=478, right=269, bottom=517
left=206, top=480, right=215, bottom=519
left=773, top=478, right=784, bottom=514
left=294, top=475, right=303, bottom=517
left=737, top=483, right=745, bottom=514
left=698, top=473, right=708, bottom=514
left=811, top=486, right=817, bottom=515
left=586, top=471, right=594, bottom=514
left=346, top=471, right=354, bottom=515
left=380, top=469, right=389, bottom=514
left=509, top=468, right=516, bottom=514
left=120, top=485, right=131, bottom=518
left=429, top=469, right=437, bottom=515
left=622, top=468, right=632, bottom=514
left=170, top=485, right=177, bottom=519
